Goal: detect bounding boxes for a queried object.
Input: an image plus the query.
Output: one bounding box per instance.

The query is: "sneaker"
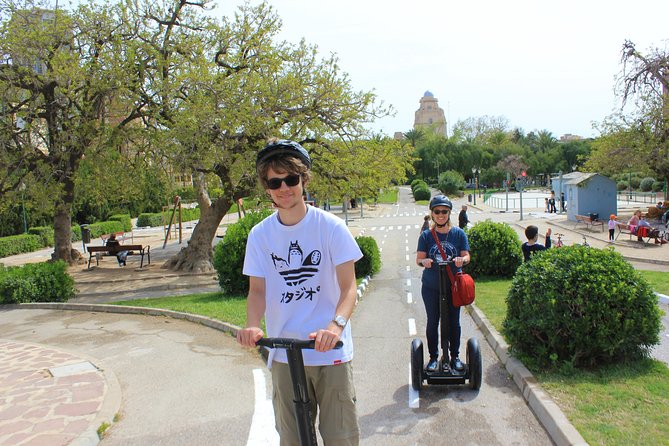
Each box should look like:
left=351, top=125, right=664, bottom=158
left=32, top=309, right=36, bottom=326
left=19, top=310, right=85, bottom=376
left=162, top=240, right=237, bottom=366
left=450, top=357, right=465, bottom=372
left=426, top=359, right=438, bottom=372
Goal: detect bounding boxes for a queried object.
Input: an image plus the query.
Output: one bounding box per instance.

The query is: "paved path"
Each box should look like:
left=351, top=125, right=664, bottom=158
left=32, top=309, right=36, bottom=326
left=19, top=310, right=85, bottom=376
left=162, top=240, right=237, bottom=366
left=1, top=193, right=668, bottom=445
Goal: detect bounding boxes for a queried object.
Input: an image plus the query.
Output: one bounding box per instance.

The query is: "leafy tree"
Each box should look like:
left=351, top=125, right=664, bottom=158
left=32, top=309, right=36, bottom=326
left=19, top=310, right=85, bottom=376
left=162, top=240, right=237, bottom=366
left=123, top=0, right=393, bottom=272
left=588, top=40, right=669, bottom=199
left=0, top=0, right=140, bottom=262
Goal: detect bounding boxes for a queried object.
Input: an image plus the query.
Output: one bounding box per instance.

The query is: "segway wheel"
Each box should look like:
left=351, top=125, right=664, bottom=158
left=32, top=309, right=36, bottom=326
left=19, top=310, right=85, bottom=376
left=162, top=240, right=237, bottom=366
left=411, top=338, right=424, bottom=391
left=466, top=337, right=482, bottom=390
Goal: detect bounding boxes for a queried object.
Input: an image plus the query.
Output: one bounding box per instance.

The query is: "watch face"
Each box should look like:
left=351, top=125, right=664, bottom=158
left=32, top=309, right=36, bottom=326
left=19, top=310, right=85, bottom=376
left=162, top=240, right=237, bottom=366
left=335, top=316, right=347, bottom=327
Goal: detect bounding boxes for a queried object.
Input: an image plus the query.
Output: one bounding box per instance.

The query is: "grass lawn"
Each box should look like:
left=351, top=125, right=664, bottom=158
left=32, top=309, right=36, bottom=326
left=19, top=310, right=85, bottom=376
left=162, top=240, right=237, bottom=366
left=475, top=276, right=669, bottom=446
left=115, top=270, right=669, bottom=445
left=376, top=188, right=398, bottom=204
left=639, top=270, right=669, bottom=295
left=114, top=292, right=248, bottom=328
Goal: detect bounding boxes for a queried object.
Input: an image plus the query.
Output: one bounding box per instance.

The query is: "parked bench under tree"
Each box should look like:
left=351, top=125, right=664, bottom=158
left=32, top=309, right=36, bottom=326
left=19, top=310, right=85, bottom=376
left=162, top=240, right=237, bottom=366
left=86, top=244, right=150, bottom=269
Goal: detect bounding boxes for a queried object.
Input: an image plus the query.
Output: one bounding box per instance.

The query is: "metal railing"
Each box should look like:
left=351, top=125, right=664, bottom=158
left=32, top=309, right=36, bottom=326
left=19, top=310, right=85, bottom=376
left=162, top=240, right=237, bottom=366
left=485, top=196, right=547, bottom=210
left=617, top=191, right=658, bottom=204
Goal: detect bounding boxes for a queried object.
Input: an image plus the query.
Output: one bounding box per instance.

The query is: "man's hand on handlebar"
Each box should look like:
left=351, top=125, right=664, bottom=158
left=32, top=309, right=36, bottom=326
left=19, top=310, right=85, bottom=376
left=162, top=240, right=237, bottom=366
left=237, top=326, right=264, bottom=348
left=309, top=324, right=343, bottom=352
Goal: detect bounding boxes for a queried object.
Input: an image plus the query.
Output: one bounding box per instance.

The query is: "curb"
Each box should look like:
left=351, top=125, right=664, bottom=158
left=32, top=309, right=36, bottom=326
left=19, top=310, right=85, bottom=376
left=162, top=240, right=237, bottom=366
left=466, top=304, right=588, bottom=446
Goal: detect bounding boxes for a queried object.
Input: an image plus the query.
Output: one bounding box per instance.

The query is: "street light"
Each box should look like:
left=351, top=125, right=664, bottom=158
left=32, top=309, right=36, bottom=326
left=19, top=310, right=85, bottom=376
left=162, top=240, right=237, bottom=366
left=471, top=167, right=478, bottom=205
left=433, top=160, right=440, bottom=183
left=19, top=181, right=27, bottom=234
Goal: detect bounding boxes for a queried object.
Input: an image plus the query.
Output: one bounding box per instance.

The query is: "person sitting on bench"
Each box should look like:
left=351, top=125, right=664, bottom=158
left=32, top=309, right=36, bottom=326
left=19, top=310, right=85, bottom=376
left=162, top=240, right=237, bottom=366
left=106, top=234, right=129, bottom=266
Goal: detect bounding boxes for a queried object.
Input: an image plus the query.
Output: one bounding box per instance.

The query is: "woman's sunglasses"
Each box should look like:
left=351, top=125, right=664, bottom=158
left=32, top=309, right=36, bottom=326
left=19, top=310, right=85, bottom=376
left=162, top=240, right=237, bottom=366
left=432, top=209, right=451, bottom=215
left=267, top=174, right=301, bottom=190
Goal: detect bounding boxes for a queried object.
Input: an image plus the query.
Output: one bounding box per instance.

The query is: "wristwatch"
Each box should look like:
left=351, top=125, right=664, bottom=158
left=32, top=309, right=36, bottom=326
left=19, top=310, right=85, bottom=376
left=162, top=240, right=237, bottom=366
left=333, top=315, right=348, bottom=328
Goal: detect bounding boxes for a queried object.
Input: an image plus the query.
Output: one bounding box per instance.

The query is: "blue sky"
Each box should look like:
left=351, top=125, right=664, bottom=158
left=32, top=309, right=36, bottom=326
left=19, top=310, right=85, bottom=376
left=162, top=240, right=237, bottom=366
left=215, top=0, right=669, bottom=139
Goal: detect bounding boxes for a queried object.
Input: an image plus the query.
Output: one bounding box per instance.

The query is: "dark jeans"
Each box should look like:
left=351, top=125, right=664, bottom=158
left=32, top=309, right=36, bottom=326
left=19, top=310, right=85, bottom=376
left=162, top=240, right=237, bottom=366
left=421, top=283, right=461, bottom=360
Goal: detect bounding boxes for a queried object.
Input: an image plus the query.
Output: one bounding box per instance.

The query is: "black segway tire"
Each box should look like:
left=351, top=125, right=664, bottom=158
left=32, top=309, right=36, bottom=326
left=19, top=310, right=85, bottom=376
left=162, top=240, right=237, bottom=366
left=411, top=338, right=424, bottom=391
left=467, top=337, right=482, bottom=390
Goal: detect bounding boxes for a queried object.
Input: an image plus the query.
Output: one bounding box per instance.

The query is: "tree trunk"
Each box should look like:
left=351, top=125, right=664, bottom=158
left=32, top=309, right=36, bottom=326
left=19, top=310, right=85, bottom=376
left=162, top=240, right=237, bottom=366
left=51, top=177, right=76, bottom=264
left=163, top=196, right=232, bottom=272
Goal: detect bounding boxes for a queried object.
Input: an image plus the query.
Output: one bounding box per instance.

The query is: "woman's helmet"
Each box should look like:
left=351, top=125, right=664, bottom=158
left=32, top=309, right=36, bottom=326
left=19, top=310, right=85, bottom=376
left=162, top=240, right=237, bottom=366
left=256, top=140, right=311, bottom=169
left=429, top=194, right=453, bottom=210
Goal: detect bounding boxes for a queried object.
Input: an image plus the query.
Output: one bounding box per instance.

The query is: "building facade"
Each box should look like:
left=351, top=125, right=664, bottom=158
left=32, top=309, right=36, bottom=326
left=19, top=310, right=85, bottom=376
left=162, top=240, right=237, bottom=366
left=414, top=90, right=447, bottom=137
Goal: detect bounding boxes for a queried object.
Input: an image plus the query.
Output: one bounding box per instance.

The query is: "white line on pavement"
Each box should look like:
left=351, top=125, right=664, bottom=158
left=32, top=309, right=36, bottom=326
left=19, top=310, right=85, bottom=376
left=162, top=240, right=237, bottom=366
left=247, top=369, right=279, bottom=446
left=408, top=318, right=416, bottom=336
left=409, top=366, right=420, bottom=408
left=407, top=292, right=413, bottom=304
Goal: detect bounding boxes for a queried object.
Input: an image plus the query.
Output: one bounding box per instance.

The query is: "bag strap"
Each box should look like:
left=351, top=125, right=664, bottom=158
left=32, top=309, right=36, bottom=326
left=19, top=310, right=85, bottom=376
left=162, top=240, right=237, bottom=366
left=430, top=227, right=456, bottom=283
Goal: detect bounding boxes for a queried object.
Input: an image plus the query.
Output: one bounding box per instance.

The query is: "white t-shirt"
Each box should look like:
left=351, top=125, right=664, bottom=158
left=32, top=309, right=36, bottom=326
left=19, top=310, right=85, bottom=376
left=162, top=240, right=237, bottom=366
left=243, top=206, right=363, bottom=367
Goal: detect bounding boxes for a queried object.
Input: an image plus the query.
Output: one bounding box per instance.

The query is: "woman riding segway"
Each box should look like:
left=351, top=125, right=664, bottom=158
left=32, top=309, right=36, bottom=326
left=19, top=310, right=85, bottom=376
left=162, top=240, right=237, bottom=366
left=416, top=195, right=471, bottom=373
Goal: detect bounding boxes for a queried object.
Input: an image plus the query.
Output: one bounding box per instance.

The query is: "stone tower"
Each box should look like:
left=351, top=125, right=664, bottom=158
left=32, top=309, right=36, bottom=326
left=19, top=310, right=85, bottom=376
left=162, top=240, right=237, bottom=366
left=414, top=91, right=447, bottom=137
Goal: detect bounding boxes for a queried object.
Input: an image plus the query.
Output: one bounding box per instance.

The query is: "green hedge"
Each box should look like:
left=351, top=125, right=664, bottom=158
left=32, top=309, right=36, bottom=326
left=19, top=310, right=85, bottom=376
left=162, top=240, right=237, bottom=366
left=466, top=220, right=522, bottom=278
left=137, top=208, right=200, bottom=228
left=214, top=209, right=273, bottom=295
left=354, top=236, right=381, bottom=278
left=0, top=261, right=75, bottom=304
left=28, top=226, right=54, bottom=247
left=504, top=246, right=661, bottom=369
left=109, top=214, right=133, bottom=232
left=0, top=234, right=43, bottom=258
left=87, top=221, right=125, bottom=239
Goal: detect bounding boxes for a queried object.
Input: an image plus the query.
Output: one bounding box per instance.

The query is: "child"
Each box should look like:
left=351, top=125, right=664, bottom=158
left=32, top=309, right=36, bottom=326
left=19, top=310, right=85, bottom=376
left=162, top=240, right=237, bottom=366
left=522, top=225, right=552, bottom=262
left=608, top=214, right=617, bottom=242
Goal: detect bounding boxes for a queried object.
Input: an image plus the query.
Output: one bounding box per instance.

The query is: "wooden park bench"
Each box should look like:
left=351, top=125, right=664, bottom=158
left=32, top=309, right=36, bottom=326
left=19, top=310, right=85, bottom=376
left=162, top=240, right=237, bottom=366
left=615, top=223, right=666, bottom=245
left=574, top=214, right=604, bottom=232
left=86, top=244, right=150, bottom=269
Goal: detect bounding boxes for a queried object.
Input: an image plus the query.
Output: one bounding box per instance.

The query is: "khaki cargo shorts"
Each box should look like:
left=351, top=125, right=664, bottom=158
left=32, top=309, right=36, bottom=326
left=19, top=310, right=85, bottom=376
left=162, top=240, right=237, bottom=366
left=270, top=360, right=359, bottom=446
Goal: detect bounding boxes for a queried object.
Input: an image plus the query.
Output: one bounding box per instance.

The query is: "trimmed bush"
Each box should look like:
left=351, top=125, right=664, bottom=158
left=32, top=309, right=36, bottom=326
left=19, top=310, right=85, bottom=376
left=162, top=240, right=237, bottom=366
left=71, top=225, right=82, bottom=242
left=354, top=236, right=381, bottom=278
left=213, top=209, right=273, bottom=295
left=652, top=180, right=664, bottom=192
left=639, top=177, right=655, bottom=192
left=466, top=220, right=522, bottom=278
left=0, top=261, right=75, bottom=304
left=504, top=246, right=661, bottom=369
left=109, top=214, right=133, bottom=232
left=0, top=234, right=43, bottom=258
left=137, top=213, right=163, bottom=228
left=87, top=221, right=124, bottom=239
left=437, top=170, right=466, bottom=196
left=413, top=186, right=431, bottom=201
left=28, top=226, right=54, bottom=247
left=411, top=179, right=427, bottom=191
left=616, top=181, right=628, bottom=191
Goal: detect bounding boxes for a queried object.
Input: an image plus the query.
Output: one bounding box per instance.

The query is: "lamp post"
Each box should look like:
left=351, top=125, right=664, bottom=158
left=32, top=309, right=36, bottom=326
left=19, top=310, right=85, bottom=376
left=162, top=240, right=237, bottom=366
left=471, top=167, right=478, bottom=205
left=628, top=163, right=633, bottom=202
left=19, top=182, right=27, bottom=234
left=433, top=160, right=440, bottom=183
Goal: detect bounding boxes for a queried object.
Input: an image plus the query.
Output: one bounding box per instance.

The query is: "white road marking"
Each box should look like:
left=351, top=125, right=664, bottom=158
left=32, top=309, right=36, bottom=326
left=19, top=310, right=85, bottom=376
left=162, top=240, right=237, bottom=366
left=405, top=254, right=410, bottom=261
left=409, top=366, right=420, bottom=408
left=406, top=279, right=411, bottom=287
left=408, top=318, right=416, bottom=336
left=247, top=369, right=279, bottom=446
left=406, top=265, right=410, bottom=271
left=407, top=292, right=413, bottom=304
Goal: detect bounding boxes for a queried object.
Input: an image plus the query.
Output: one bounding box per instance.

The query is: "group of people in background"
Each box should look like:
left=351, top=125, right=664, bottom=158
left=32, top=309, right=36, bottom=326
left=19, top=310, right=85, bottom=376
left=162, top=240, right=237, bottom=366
left=544, top=191, right=566, bottom=214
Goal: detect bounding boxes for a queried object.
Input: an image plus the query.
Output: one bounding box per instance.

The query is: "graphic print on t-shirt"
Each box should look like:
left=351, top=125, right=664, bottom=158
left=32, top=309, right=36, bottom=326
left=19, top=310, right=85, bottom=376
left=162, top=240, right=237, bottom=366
left=429, top=239, right=457, bottom=262
left=271, top=240, right=321, bottom=286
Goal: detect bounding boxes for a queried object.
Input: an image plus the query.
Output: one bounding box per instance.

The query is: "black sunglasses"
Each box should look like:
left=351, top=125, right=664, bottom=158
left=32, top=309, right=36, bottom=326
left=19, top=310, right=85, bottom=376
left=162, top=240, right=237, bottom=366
left=432, top=209, right=451, bottom=215
left=267, top=174, right=301, bottom=190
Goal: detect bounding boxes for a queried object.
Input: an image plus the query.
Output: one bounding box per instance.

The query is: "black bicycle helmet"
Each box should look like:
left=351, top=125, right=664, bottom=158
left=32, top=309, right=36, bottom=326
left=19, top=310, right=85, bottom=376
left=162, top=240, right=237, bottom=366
left=429, top=194, right=453, bottom=210
left=256, top=140, right=311, bottom=169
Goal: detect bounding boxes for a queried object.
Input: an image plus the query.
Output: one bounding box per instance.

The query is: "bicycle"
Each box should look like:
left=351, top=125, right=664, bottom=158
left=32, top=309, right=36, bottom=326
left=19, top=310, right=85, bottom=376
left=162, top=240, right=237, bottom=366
left=554, top=233, right=564, bottom=247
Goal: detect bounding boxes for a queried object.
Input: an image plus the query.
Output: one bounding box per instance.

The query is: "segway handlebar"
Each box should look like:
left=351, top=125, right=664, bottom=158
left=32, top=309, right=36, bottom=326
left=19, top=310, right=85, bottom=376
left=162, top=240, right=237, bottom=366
left=256, top=338, right=343, bottom=350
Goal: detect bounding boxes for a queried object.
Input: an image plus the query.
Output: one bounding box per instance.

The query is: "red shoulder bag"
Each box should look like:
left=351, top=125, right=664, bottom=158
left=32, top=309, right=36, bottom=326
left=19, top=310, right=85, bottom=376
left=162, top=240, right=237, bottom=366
left=430, top=228, right=475, bottom=307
